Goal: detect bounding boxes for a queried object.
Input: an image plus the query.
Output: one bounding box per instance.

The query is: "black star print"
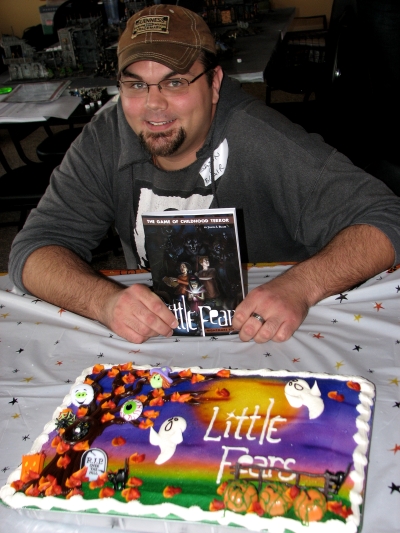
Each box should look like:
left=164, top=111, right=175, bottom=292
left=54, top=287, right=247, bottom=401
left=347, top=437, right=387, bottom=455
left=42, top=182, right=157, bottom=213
left=65, top=379, right=72, bottom=383
left=0, top=305, right=4, bottom=309
left=1, top=467, right=10, bottom=473
left=16, top=348, right=24, bottom=354
left=31, top=299, right=42, bottom=304
left=97, top=353, right=104, bottom=358
left=353, top=345, right=362, bottom=352
left=210, top=337, right=218, bottom=341
left=335, top=294, right=348, bottom=303
left=396, top=286, right=400, bottom=293
left=22, top=435, right=30, bottom=441
left=396, top=340, right=400, bottom=345
left=393, top=402, right=400, bottom=408
left=264, top=352, right=272, bottom=357
left=8, top=398, right=18, bottom=405
left=12, top=369, right=19, bottom=373
left=174, top=338, right=180, bottom=342
left=368, top=369, right=374, bottom=373
left=109, top=334, right=113, bottom=338
left=17, top=322, right=22, bottom=325
left=264, top=275, right=270, bottom=278
left=54, top=340, right=59, bottom=345
left=331, top=319, right=338, bottom=324
left=389, top=482, right=400, bottom=494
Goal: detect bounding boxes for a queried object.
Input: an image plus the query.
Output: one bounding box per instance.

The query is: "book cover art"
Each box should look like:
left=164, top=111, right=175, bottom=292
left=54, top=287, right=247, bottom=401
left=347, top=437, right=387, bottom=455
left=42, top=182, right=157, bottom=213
left=142, top=209, right=244, bottom=337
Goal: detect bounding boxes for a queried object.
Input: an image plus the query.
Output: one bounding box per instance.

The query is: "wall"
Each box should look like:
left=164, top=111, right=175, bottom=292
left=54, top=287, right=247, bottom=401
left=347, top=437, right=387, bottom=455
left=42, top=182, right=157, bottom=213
left=0, top=0, right=44, bottom=37
left=0, top=0, right=334, bottom=38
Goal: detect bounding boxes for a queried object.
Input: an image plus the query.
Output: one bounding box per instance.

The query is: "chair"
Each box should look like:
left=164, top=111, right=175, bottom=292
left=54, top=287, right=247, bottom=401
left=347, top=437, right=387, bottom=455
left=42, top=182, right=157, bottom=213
left=0, top=146, right=56, bottom=230
left=264, top=0, right=357, bottom=104
left=36, top=127, right=83, bottom=165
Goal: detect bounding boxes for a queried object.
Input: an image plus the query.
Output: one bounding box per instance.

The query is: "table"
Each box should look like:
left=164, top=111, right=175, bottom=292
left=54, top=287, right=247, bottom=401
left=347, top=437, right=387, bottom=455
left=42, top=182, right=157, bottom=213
left=0, top=263, right=399, bottom=533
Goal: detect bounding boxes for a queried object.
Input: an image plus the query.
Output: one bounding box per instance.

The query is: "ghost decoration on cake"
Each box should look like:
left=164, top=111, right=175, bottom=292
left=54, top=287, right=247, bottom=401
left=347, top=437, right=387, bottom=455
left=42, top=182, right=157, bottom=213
left=70, top=383, right=94, bottom=407
left=284, top=379, right=324, bottom=419
left=149, top=416, right=187, bottom=465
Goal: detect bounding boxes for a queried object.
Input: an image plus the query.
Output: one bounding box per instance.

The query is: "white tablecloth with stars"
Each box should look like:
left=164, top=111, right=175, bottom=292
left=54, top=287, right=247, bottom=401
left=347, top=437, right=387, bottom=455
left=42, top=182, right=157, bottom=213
left=0, top=264, right=399, bottom=533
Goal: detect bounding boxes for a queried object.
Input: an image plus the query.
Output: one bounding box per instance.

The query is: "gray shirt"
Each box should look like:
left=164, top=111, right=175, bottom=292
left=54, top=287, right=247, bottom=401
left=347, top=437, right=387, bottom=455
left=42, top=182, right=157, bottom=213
left=9, top=75, right=400, bottom=291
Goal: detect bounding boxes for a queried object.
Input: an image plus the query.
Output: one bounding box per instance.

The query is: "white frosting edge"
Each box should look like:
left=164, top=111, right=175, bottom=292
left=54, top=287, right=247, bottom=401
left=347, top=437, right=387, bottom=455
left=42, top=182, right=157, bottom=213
left=0, top=364, right=374, bottom=533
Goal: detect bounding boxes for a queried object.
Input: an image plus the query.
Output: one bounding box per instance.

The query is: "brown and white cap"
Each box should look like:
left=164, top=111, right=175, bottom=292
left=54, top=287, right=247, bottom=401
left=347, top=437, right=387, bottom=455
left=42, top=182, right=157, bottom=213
left=117, top=4, right=216, bottom=75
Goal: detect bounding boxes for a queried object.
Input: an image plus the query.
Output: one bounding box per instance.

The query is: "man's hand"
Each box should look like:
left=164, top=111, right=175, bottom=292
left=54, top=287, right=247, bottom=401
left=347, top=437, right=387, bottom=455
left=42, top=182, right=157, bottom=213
left=100, top=284, right=178, bottom=344
left=232, top=224, right=395, bottom=343
left=22, top=246, right=178, bottom=344
left=232, top=274, right=310, bottom=343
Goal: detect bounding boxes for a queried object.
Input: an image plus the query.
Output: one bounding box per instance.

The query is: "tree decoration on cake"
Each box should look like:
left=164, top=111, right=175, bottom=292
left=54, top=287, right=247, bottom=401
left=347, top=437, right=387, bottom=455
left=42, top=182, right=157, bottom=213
left=12, top=363, right=228, bottom=498
left=223, top=480, right=258, bottom=513
left=293, top=488, right=327, bottom=523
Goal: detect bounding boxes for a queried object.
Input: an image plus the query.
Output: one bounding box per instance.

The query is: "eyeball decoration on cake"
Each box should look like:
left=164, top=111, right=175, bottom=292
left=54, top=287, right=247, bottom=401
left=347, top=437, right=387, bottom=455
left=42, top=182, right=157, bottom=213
left=284, top=379, right=324, bottom=419
left=120, top=399, right=143, bottom=421
left=70, top=383, right=95, bottom=407
left=149, top=366, right=173, bottom=389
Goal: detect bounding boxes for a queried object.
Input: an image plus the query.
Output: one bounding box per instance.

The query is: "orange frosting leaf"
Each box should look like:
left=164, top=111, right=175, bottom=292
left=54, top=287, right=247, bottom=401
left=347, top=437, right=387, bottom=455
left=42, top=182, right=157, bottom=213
left=152, top=388, right=165, bottom=397
left=121, top=487, right=141, bottom=501
left=57, top=454, right=71, bottom=469
left=328, top=391, right=345, bottom=402
left=347, top=381, right=361, bottom=391
left=191, top=374, right=205, bottom=383
left=11, top=480, right=25, bottom=491
left=66, top=487, right=84, bottom=499
left=89, top=472, right=108, bottom=489
left=122, top=373, right=136, bottom=384
left=51, top=435, right=61, bottom=448
left=84, top=378, right=94, bottom=385
left=97, top=392, right=111, bottom=401
left=149, top=396, right=164, bottom=407
left=99, top=487, right=115, bottom=498
left=56, top=440, right=70, bottom=455
left=92, top=364, right=105, bottom=374
left=112, top=436, right=126, bottom=446
left=139, top=419, right=154, bottom=429
left=119, top=362, right=133, bottom=371
left=25, top=484, right=40, bottom=497
left=216, top=388, right=230, bottom=397
left=209, top=498, right=225, bottom=511
left=114, top=385, right=125, bottom=395
left=216, top=481, right=228, bottom=496
left=76, top=406, right=88, bottom=418
left=163, top=486, right=182, bottom=498
left=108, top=367, right=120, bottom=378
left=143, top=410, right=159, bottom=419
left=127, top=476, right=143, bottom=487
left=129, top=452, right=145, bottom=464
left=101, top=412, right=115, bottom=423
left=101, top=400, right=116, bottom=409
left=217, top=369, right=230, bottom=378
left=178, top=369, right=192, bottom=378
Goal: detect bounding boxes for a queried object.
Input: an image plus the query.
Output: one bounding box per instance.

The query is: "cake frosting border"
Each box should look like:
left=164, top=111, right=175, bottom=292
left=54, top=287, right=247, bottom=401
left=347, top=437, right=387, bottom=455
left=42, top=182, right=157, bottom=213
left=0, top=365, right=375, bottom=533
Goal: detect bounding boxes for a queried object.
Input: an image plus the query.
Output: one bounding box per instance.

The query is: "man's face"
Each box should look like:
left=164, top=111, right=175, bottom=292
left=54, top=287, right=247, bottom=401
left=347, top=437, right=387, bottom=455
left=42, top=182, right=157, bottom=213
left=120, top=60, right=223, bottom=168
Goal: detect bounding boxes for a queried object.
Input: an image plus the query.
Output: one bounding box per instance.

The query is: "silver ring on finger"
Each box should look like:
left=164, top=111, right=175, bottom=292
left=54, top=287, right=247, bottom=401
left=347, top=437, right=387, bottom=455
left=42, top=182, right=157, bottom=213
left=251, top=312, right=266, bottom=325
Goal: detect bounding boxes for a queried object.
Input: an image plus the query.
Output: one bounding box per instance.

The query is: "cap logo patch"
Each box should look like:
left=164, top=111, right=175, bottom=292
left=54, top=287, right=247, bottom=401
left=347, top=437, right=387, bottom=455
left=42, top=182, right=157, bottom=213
left=131, top=15, right=170, bottom=39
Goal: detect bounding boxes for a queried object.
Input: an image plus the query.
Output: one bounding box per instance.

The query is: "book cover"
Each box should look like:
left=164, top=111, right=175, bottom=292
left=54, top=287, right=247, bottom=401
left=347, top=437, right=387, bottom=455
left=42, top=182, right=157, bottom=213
left=142, top=208, right=244, bottom=337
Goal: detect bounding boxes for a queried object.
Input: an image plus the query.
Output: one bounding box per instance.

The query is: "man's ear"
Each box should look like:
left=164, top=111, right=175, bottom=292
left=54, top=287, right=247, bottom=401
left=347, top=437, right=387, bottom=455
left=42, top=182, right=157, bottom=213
left=212, top=66, right=224, bottom=105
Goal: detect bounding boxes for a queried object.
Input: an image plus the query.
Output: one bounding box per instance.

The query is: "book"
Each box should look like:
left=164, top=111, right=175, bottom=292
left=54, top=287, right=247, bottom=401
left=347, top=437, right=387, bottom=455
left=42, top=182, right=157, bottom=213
left=142, top=208, right=244, bottom=337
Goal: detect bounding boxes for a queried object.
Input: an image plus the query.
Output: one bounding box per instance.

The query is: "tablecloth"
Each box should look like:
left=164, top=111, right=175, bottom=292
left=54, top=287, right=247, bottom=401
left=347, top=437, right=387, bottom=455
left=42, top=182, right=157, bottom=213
left=0, top=264, right=399, bottom=533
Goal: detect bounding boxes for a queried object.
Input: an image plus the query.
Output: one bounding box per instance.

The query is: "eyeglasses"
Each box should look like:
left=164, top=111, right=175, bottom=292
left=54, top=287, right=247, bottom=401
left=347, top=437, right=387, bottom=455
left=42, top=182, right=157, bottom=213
left=117, top=69, right=211, bottom=98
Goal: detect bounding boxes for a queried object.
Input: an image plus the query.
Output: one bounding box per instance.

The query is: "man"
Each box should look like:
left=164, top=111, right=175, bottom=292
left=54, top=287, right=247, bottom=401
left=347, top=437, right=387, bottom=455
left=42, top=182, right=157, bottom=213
left=9, top=5, right=400, bottom=345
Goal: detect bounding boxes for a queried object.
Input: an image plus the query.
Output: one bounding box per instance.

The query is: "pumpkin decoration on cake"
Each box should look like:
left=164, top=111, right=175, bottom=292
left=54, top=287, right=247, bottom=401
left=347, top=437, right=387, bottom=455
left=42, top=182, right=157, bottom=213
left=259, top=483, right=293, bottom=516
left=293, top=488, right=327, bottom=523
left=223, top=480, right=258, bottom=513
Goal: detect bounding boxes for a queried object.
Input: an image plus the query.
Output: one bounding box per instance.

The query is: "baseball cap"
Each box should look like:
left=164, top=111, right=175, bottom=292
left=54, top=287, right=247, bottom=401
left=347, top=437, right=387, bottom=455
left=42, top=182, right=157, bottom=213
left=117, top=4, right=216, bottom=75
